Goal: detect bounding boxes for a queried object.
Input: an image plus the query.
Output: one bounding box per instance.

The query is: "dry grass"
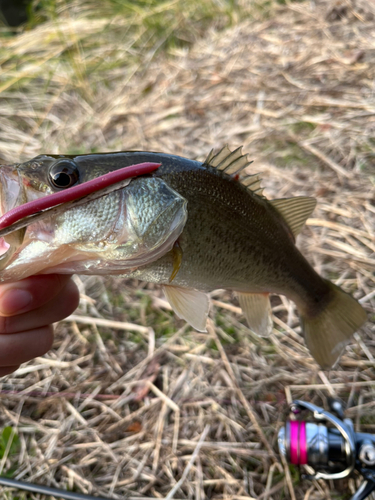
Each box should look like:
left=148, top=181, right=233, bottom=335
left=0, top=0, right=374, bottom=498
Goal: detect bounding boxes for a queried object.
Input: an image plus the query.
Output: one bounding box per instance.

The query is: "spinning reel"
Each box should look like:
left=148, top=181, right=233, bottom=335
left=278, top=399, right=375, bottom=500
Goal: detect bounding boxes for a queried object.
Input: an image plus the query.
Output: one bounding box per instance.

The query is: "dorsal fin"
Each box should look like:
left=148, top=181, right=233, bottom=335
left=204, top=145, right=263, bottom=196
left=206, top=145, right=232, bottom=167
left=205, top=149, right=215, bottom=165
left=241, top=174, right=262, bottom=192
left=270, top=196, right=317, bottom=237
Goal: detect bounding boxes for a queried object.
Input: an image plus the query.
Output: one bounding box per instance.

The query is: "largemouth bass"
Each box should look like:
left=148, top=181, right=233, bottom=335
left=0, top=146, right=367, bottom=368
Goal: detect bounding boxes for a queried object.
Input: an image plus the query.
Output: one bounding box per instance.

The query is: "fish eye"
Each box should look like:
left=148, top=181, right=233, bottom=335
left=49, top=160, right=79, bottom=189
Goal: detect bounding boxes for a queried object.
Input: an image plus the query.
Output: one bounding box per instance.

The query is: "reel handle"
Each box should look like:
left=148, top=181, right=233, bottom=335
left=351, top=480, right=375, bottom=500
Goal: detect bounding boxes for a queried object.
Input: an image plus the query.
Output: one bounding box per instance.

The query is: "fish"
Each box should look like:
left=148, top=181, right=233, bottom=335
left=0, top=146, right=367, bottom=368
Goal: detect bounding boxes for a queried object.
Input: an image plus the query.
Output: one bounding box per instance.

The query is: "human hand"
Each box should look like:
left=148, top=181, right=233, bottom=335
left=0, top=275, right=80, bottom=376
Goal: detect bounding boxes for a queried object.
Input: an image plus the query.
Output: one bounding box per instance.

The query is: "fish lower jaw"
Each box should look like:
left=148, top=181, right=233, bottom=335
left=0, top=238, right=10, bottom=257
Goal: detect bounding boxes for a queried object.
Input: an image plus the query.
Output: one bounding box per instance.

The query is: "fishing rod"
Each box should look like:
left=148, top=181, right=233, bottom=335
left=278, top=398, right=375, bottom=500
left=0, top=476, right=114, bottom=500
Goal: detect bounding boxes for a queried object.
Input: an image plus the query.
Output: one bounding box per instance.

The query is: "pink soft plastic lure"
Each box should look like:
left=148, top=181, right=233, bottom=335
left=0, top=162, right=160, bottom=232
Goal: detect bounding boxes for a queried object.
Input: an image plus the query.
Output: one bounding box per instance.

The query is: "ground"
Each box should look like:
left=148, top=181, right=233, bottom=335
left=0, top=0, right=374, bottom=498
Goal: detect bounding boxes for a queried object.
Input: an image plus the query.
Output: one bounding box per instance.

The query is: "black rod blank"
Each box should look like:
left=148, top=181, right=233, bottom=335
left=0, top=476, right=114, bottom=500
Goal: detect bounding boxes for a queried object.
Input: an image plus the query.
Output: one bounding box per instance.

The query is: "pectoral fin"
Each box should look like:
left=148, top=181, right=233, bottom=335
left=237, top=292, right=273, bottom=337
left=168, top=240, right=183, bottom=283
left=163, top=285, right=209, bottom=332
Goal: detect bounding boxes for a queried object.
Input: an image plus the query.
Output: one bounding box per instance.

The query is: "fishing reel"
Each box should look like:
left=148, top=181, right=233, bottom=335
left=278, top=399, right=375, bottom=500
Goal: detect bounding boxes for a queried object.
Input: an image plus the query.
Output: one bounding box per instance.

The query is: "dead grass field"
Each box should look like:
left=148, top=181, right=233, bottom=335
left=0, top=0, right=374, bottom=498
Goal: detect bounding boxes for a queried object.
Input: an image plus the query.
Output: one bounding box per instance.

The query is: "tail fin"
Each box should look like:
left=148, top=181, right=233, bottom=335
left=300, top=280, right=367, bottom=369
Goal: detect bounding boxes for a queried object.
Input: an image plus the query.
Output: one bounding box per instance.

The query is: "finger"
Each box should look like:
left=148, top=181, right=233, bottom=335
left=0, top=274, right=73, bottom=317
left=0, top=279, right=80, bottom=335
left=0, top=325, right=54, bottom=366
left=0, top=365, right=20, bottom=377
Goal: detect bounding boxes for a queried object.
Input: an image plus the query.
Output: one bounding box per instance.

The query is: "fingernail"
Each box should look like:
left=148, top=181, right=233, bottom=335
left=0, top=289, right=33, bottom=315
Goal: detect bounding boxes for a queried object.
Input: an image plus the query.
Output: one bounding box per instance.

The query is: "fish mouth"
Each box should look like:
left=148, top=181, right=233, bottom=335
left=0, top=165, right=23, bottom=257
left=0, top=165, right=22, bottom=217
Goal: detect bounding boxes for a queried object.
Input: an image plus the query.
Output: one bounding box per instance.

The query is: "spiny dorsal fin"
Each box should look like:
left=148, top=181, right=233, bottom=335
left=205, top=149, right=215, bottom=165
left=204, top=145, right=263, bottom=195
left=225, top=154, right=252, bottom=175
left=215, top=146, right=243, bottom=170
left=241, top=174, right=262, bottom=191
left=206, top=145, right=232, bottom=167
left=270, top=196, right=317, bottom=237
left=205, top=145, right=250, bottom=172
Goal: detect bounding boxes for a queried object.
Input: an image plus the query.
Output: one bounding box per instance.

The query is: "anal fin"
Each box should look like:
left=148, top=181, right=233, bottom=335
left=238, top=292, right=273, bottom=337
left=163, top=285, right=209, bottom=332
